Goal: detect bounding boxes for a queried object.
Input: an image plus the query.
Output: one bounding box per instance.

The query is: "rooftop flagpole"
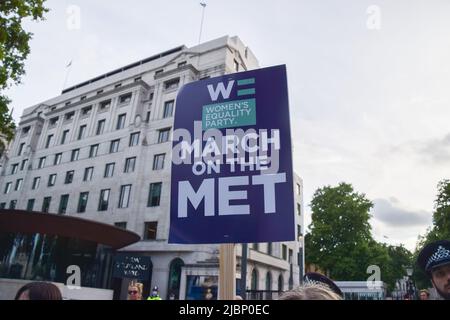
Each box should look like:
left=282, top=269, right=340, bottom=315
left=198, top=2, right=207, bottom=44
left=62, top=60, right=73, bottom=91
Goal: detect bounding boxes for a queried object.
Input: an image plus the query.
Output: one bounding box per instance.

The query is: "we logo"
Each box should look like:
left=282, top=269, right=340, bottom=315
left=202, top=77, right=257, bottom=130
left=207, top=80, right=235, bottom=102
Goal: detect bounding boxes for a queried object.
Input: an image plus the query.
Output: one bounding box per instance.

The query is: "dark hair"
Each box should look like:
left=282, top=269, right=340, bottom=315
left=15, top=282, right=62, bottom=300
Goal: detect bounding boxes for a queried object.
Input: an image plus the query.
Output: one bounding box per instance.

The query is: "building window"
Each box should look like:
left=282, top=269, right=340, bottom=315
left=20, top=159, right=28, bottom=171
left=278, top=275, right=284, bottom=292
left=145, top=111, right=151, bottom=122
left=164, top=78, right=180, bottom=90
left=26, top=199, right=35, bottom=211
left=282, top=244, right=287, bottom=260
left=119, top=93, right=132, bottom=104
left=80, top=96, right=87, bottom=101
left=149, top=92, right=154, bottom=101
left=0, top=203, right=5, bottom=209
left=115, top=83, right=122, bottom=88
left=268, top=242, right=273, bottom=256
left=97, top=90, right=103, bottom=95
left=158, top=128, right=171, bottom=143
left=116, top=113, right=126, bottom=130
left=178, top=61, right=187, bottom=68
left=11, top=163, right=18, bottom=174
left=114, top=222, right=127, bottom=229
left=54, top=153, right=62, bottom=165
left=163, top=100, right=174, bottom=118
left=83, top=167, right=93, bottom=182
left=4, top=182, right=12, bottom=194
left=65, top=101, right=71, bottom=106
left=96, top=119, right=105, bottom=135
left=10, top=200, right=17, bottom=210
left=129, top=132, right=140, bottom=147
left=289, top=249, right=293, bottom=263
left=49, top=117, right=58, bottom=127
left=148, top=182, right=162, bottom=207
left=21, top=126, right=31, bottom=136
left=109, top=139, right=120, bottom=153
left=65, top=111, right=75, bottom=121
left=155, top=69, right=163, bottom=76
left=65, top=170, right=74, bottom=184
left=234, top=59, right=239, bottom=72
left=98, top=189, right=110, bottom=211
left=265, top=272, right=272, bottom=297
left=297, top=183, right=301, bottom=195
left=18, top=143, right=25, bottom=156
left=144, top=222, right=158, bottom=240
left=251, top=269, right=258, bottom=291
left=78, top=125, right=87, bottom=140
left=99, top=100, right=111, bottom=110
left=124, top=157, right=136, bottom=173
left=32, top=177, right=41, bottom=190
left=82, top=105, right=92, bottom=115
left=153, top=154, right=165, bottom=170
left=45, top=134, right=54, bottom=148
left=77, top=192, right=89, bottom=213
left=14, top=179, right=23, bottom=191
left=118, top=184, right=131, bottom=208
left=89, top=144, right=99, bottom=158
left=42, top=197, right=51, bottom=213
left=297, top=203, right=301, bottom=216
left=48, top=174, right=57, bottom=187
left=297, top=225, right=302, bottom=238
left=104, top=163, right=115, bottom=178
left=38, top=157, right=46, bottom=169
left=71, top=149, right=80, bottom=161
left=58, top=194, right=69, bottom=214
left=134, top=77, right=142, bottom=82
left=61, top=129, right=70, bottom=144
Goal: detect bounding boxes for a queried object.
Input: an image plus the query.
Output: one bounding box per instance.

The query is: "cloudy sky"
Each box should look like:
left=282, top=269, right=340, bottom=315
left=6, top=0, right=450, bottom=251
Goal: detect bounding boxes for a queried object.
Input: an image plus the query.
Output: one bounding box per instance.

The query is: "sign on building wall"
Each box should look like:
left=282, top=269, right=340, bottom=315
left=169, top=65, right=295, bottom=244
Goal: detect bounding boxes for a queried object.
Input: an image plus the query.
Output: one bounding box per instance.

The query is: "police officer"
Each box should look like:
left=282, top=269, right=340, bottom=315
left=147, top=286, right=162, bottom=300
left=417, top=240, right=450, bottom=300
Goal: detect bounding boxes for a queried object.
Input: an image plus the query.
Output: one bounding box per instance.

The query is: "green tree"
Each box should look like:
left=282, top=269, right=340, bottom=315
left=305, top=182, right=412, bottom=291
left=306, top=183, right=374, bottom=280
left=431, top=179, right=450, bottom=240
left=0, top=0, right=48, bottom=147
left=383, top=245, right=413, bottom=292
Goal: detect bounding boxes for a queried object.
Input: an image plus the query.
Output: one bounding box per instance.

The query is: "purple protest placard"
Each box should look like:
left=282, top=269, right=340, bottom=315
left=169, top=65, right=295, bottom=244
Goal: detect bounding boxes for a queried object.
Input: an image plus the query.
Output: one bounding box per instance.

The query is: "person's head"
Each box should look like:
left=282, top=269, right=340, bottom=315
left=127, top=282, right=143, bottom=300
left=417, top=240, right=450, bottom=300
left=419, top=289, right=430, bottom=300
left=278, top=283, right=343, bottom=300
left=15, top=282, right=62, bottom=300
left=403, top=293, right=410, bottom=300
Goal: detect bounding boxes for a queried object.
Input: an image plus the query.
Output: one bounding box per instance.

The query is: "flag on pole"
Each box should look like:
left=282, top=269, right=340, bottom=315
left=200, top=2, right=206, bottom=7
left=66, top=60, right=72, bottom=68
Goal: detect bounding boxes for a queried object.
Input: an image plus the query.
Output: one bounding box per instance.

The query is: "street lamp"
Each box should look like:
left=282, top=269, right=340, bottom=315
left=404, top=266, right=415, bottom=300
left=406, top=267, right=413, bottom=277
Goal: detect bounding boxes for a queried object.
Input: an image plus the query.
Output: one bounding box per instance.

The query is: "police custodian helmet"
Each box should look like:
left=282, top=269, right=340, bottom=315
left=417, top=240, right=450, bottom=274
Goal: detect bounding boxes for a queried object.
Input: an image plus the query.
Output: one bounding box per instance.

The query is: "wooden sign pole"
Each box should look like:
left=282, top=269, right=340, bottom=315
left=219, top=243, right=236, bottom=300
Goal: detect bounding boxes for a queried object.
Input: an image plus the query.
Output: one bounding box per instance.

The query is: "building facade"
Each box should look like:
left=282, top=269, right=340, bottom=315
left=0, top=35, right=304, bottom=300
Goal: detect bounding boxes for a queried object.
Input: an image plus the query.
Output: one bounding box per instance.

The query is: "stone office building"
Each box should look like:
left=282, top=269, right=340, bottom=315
left=0, top=35, right=304, bottom=300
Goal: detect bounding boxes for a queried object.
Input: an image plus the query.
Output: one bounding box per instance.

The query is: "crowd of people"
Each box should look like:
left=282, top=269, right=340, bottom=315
left=11, top=239, right=450, bottom=301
